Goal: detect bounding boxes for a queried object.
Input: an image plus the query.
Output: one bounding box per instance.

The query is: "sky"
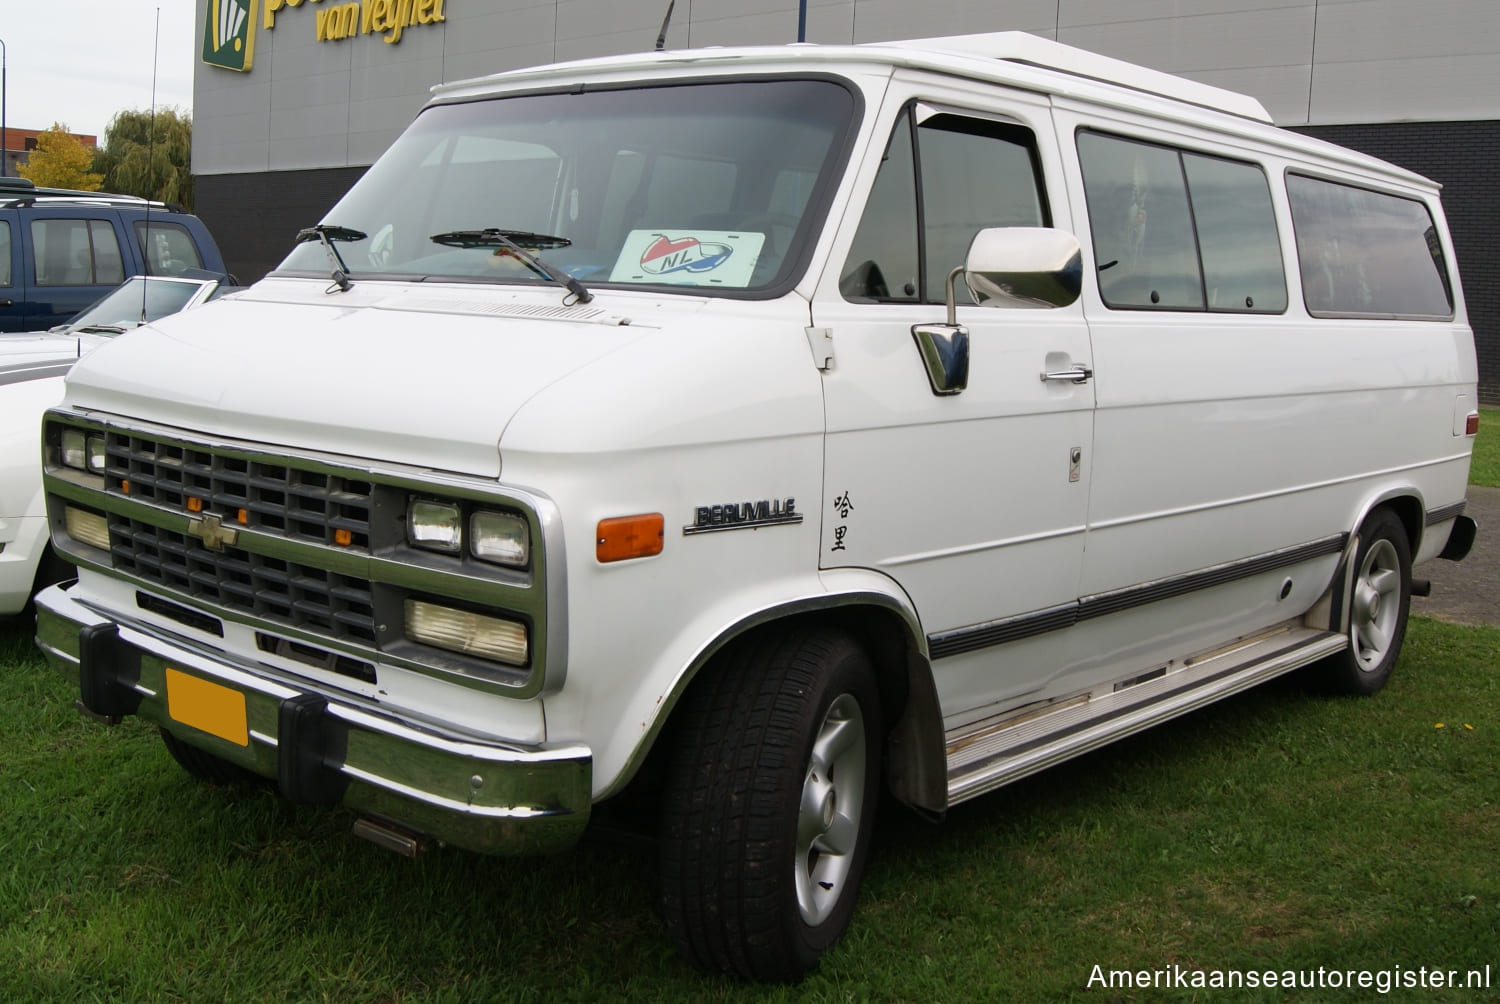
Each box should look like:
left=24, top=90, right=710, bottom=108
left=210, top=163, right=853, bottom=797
left=2, top=1, right=196, bottom=142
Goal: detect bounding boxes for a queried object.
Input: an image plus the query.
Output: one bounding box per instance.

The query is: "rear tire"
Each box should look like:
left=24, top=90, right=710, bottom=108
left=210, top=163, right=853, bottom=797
left=1315, top=508, right=1412, bottom=695
left=659, top=626, right=882, bottom=982
left=159, top=728, right=261, bottom=786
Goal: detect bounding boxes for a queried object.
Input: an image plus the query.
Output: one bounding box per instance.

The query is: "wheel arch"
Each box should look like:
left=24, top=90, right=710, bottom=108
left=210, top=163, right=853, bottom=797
left=603, top=579, right=948, bottom=815
left=1305, top=489, right=1424, bottom=635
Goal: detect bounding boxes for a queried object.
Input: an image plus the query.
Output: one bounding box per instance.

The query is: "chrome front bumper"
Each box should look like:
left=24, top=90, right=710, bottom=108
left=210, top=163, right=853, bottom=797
left=34, top=584, right=592, bottom=856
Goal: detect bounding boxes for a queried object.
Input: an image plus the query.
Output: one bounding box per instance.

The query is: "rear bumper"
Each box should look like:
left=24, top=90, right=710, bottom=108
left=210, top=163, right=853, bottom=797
left=34, top=584, right=592, bottom=855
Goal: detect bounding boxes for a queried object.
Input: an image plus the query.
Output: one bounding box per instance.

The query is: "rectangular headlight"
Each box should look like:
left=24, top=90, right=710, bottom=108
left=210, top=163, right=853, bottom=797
left=64, top=506, right=111, bottom=550
left=61, top=428, right=88, bottom=471
left=404, top=599, right=528, bottom=666
left=407, top=499, right=462, bottom=554
left=470, top=510, right=529, bottom=568
left=86, top=434, right=107, bottom=474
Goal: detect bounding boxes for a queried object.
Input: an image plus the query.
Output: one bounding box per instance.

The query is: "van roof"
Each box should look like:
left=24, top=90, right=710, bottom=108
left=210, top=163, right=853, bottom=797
left=430, top=31, right=1272, bottom=124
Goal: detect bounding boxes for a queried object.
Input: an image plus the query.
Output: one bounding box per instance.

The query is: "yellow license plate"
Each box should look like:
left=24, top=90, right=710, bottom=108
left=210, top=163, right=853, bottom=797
left=165, top=669, right=249, bottom=747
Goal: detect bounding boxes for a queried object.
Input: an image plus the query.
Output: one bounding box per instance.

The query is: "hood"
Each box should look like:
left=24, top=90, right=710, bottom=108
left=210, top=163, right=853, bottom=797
left=61, top=279, right=665, bottom=478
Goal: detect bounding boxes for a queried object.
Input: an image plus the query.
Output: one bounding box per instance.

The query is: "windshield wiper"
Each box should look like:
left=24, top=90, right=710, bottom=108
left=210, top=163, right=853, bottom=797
left=430, top=228, right=592, bottom=304
left=295, top=224, right=366, bottom=293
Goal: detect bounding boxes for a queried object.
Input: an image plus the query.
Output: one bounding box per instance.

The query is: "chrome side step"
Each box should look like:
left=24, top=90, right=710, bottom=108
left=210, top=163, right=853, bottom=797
left=945, top=625, right=1347, bottom=805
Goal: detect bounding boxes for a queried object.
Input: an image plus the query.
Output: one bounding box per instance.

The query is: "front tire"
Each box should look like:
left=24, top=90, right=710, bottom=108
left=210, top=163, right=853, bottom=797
left=659, top=626, right=882, bottom=982
left=1316, top=508, right=1412, bottom=695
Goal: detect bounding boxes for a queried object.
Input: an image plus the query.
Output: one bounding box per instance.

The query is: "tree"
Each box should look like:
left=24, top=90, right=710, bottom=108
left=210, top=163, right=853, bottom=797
left=94, top=107, right=193, bottom=210
left=17, top=123, right=104, bottom=191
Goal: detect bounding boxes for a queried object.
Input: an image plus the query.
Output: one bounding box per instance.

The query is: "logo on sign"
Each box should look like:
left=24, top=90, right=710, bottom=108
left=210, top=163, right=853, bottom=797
left=202, top=0, right=257, bottom=72
left=639, top=235, right=734, bottom=276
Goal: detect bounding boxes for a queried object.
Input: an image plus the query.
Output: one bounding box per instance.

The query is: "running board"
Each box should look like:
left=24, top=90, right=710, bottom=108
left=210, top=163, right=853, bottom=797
left=945, top=625, right=1347, bottom=805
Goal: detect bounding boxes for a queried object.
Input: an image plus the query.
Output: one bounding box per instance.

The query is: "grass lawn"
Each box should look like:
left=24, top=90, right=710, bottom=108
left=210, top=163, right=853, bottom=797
left=3, top=612, right=1497, bottom=1002
left=1470, top=407, right=1500, bottom=488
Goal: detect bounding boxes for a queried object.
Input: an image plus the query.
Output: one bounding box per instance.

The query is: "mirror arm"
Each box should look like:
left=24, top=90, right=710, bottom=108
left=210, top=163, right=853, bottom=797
left=944, top=265, right=964, bottom=326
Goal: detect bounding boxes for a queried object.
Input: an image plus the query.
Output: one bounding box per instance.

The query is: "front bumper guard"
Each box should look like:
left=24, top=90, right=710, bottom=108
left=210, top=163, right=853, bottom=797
left=34, top=585, right=592, bottom=856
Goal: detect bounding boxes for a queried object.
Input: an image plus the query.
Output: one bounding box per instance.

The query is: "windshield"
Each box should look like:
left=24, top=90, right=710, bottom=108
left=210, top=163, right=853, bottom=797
left=66, top=277, right=209, bottom=331
left=274, top=78, right=858, bottom=295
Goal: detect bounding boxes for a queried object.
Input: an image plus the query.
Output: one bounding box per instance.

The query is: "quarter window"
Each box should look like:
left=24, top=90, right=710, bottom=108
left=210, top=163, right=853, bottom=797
left=1287, top=174, right=1452, bottom=319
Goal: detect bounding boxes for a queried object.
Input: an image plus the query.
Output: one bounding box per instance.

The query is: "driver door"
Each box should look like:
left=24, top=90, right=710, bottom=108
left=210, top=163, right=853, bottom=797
left=813, top=86, right=1095, bottom=724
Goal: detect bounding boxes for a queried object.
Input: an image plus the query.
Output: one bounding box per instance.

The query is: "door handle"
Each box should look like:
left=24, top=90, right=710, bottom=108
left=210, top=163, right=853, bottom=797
left=1040, top=364, right=1093, bottom=384
left=0, top=299, right=12, bottom=308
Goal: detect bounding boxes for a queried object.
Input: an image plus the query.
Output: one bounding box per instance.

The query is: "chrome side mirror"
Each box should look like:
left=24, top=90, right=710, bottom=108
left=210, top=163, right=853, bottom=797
left=964, top=227, right=1083, bottom=310
left=911, top=228, right=1082, bottom=396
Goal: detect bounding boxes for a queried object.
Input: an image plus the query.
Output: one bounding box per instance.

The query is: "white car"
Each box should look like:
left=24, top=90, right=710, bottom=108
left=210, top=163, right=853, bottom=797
left=0, top=274, right=236, bottom=615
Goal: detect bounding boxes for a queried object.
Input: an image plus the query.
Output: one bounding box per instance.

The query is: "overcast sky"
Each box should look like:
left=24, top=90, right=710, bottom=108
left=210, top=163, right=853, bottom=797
left=2, top=1, right=195, bottom=142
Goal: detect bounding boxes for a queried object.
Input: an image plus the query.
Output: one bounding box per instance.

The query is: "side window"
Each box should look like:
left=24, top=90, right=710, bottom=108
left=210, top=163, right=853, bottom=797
left=134, top=221, right=204, bottom=277
left=919, top=114, right=1047, bottom=304
left=32, top=218, right=125, bottom=287
left=840, top=106, right=1049, bottom=304
left=1286, top=174, right=1452, bottom=319
left=1077, top=132, right=1203, bottom=310
left=0, top=221, right=10, bottom=287
left=1182, top=154, right=1287, bottom=313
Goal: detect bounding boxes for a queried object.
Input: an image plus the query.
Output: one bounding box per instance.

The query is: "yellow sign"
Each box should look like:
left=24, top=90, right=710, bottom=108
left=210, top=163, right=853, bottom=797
left=262, top=0, right=446, bottom=45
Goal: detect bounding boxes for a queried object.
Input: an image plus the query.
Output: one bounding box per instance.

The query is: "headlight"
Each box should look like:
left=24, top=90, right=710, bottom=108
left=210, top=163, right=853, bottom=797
left=59, top=429, right=106, bottom=474
left=64, top=506, right=111, bottom=550
left=87, top=434, right=107, bottom=473
left=405, top=599, right=529, bottom=666
left=407, top=499, right=462, bottom=554
left=470, top=510, right=529, bottom=568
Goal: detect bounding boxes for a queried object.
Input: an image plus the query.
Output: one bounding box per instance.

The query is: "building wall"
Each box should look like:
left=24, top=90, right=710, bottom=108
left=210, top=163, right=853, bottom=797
left=191, top=1, right=1500, bottom=398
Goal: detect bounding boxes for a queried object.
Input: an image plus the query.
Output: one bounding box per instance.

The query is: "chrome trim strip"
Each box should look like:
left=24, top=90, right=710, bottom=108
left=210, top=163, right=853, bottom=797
left=0, top=360, right=73, bottom=386
left=1425, top=499, right=1466, bottom=526
left=928, top=533, right=1347, bottom=659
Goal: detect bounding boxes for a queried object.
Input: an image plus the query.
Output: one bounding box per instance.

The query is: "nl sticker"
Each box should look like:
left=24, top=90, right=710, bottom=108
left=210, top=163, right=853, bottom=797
left=610, top=230, right=766, bottom=287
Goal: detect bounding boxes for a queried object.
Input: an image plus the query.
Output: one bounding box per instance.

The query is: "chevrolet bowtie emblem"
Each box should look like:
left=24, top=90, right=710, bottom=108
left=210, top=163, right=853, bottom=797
left=186, top=513, right=239, bottom=551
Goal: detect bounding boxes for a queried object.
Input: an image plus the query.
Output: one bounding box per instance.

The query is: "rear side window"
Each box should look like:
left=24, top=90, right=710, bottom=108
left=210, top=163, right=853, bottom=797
left=1077, top=132, right=1286, bottom=313
left=31, top=219, right=126, bottom=286
left=1286, top=174, right=1452, bottom=319
left=0, top=222, right=10, bottom=287
left=135, top=221, right=205, bottom=276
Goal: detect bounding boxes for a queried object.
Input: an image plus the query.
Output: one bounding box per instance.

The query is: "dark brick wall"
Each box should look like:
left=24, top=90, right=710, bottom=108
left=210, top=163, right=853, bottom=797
left=194, top=167, right=367, bottom=288
left=1293, top=121, right=1500, bottom=404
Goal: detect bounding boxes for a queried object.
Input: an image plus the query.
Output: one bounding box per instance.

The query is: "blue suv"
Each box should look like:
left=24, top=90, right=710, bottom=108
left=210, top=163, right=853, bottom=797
left=0, top=177, right=229, bottom=331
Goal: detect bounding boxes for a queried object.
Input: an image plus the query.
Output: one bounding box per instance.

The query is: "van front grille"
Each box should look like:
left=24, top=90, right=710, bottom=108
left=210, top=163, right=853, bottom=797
left=105, top=431, right=373, bottom=550
left=109, top=516, right=378, bottom=643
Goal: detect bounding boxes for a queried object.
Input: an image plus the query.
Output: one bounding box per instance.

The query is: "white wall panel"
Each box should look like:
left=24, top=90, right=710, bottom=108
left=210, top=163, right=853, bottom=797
left=193, top=0, right=1500, bottom=175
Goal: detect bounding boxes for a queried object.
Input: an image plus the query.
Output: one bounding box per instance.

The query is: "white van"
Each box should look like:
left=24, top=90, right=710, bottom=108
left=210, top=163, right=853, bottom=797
left=33, top=33, right=1478, bottom=981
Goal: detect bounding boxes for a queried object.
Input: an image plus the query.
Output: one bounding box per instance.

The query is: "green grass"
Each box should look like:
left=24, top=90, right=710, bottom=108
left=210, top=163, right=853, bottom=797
left=3, top=615, right=1497, bottom=1002
left=1469, top=407, right=1500, bottom=488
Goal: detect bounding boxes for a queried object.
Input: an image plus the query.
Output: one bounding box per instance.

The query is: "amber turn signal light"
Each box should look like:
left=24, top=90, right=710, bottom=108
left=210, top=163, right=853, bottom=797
left=596, top=514, right=664, bottom=563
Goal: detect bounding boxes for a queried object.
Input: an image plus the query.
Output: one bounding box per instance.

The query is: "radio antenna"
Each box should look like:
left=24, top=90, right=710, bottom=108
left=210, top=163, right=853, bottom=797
left=655, top=1, right=675, bottom=51
left=141, top=7, right=161, bottom=325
